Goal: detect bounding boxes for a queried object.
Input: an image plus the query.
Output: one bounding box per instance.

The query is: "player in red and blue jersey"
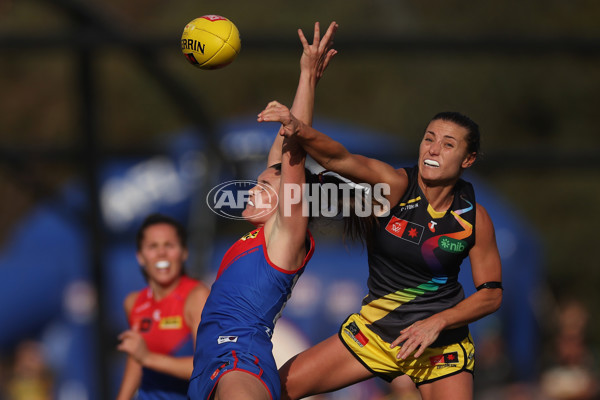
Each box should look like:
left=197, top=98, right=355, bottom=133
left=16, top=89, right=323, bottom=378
left=188, top=217, right=315, bottom=400
left=116, top=214, right=210, bottom=400
left=187, top=21, right=338, bottom=400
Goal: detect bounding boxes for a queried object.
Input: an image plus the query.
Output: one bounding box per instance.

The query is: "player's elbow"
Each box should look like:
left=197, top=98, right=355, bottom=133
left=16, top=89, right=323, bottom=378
left=488, top=289, right=503, bottom=314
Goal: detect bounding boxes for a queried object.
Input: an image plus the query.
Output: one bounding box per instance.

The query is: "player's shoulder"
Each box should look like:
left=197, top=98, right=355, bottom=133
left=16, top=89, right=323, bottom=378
left=393, top=166, right=411, bottom=187
left=475, top=203, right=497, bottom=240
left=192, top=280, right=210, bottom=295
left=184, top=281, right=211, bottom=316
left=187, top=281, right=210, bottom=302
left=123, top=290, right=141, bottom=315
left=475, top=202, right=492, bottom=222
left=395, top=167, right=409, bottom=176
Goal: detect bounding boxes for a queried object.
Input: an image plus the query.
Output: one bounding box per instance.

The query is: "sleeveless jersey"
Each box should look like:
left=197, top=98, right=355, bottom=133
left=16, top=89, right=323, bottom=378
left=129, top=275, right=200, bottom=400
left=191, top=227, right=315, bottom=377
left=361, top=166, right=476, bottom=347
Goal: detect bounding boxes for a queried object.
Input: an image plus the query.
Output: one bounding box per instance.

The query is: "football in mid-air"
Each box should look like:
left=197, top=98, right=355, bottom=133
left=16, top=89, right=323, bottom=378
left=181, top=15, right=241, bottom=70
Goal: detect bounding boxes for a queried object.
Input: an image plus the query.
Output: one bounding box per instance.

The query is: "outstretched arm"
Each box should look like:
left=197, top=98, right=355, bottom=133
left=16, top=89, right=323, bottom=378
left=259, top=102, right=310, bottom=271
left=262, top=105, right=409, bottom=208
left=267, top=21, right=338, bottom=167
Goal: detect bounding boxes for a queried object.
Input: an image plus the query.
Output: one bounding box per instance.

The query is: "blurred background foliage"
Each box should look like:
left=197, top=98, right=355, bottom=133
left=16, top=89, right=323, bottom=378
left=1, top=0, right=600, bottom=346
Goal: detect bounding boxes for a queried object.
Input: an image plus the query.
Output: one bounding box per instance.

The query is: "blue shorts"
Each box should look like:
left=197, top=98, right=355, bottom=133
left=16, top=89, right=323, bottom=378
left=187, top=350, right=280, bottom=400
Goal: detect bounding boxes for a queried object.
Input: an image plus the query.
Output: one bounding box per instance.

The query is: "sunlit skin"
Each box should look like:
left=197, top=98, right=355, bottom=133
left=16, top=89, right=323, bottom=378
left=415, top=119, right=477, bottom=213
left=418, top=119, right=476, bottom=188
left=241, top=167, right=281, bottom=226
left=135, top=223, right=188, bottom=297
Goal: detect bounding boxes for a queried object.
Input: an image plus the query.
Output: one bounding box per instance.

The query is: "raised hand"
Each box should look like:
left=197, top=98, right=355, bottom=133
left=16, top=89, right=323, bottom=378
left=117, top=329, right=150, bottom=364
left=298, top=21, right=338, bottom=83
left=258, top=101, right=302, bottom=138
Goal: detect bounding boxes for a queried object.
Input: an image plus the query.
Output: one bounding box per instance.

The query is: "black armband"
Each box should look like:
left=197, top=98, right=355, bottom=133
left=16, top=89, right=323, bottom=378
left=476, top=281, right=503, bottom=291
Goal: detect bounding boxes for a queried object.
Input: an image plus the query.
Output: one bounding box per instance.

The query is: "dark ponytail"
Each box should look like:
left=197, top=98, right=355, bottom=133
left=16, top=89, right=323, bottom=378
left=305, top=170, right=376, bottom=246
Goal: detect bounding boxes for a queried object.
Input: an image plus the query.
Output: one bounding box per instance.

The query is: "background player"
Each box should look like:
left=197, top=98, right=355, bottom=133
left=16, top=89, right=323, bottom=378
left=116, top=213, right=210, bottom=400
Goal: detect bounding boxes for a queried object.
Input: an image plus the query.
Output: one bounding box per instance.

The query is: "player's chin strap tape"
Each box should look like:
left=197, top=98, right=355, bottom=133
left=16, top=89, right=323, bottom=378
left=476, top=281, right=503, bottom=291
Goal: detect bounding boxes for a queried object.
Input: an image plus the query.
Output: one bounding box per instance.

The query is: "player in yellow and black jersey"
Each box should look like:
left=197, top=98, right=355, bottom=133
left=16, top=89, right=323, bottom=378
left=276, top=111, right=503, bottom=400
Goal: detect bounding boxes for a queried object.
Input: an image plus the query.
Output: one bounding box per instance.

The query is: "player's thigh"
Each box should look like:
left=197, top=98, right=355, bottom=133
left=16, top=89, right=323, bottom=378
left=418, top=371, right=473, bottom=400
left=279, top=334, right=373, bottom=400
left=215, top=370, right=271, bottom=400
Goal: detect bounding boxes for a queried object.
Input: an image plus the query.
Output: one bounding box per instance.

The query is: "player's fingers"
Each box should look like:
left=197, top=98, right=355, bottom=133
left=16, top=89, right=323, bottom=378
left=390, top=333, right=406, bottom=349
left=298, top=28, right=309, bottom=48
left=397, top=341, right=417, bottom=359
left=258, top=112, right=273, bottom=122
left=321, top=49, right=338, bottom=70
left=259, top=105, right=288, bottom=123
left=413, top=345, right=426, bottom=359
left=118, top=330, right=132, bottom=340
left=321, top=22, right=338, bottom=48
left=258, top=108, right=277, bottom=119
left=322, top=21, right=337, bottom=43
left=117, top=337, right=131, bottom=351
left=313, top=21, right=321, bottom=44
left=265, top=100, right=282, bottom=110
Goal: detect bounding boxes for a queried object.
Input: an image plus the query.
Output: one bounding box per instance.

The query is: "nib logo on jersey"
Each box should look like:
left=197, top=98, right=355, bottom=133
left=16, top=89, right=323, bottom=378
left=438, top=236, right=467, bottom=254
left=385, top=216, right=424, bottom=244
